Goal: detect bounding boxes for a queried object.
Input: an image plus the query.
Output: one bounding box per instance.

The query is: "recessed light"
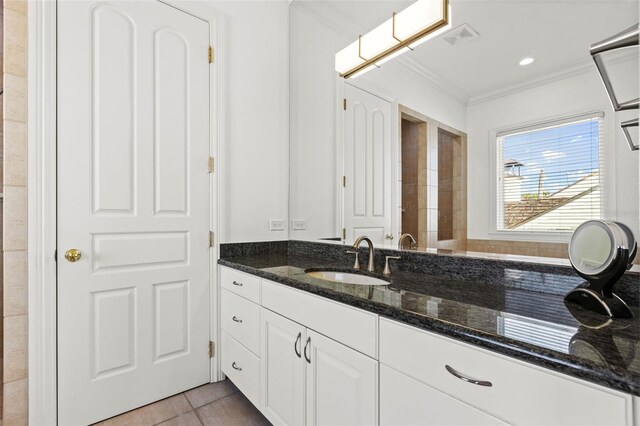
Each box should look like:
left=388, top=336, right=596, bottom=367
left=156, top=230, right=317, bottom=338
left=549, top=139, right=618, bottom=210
left=519, top=57, right=535, bottom=66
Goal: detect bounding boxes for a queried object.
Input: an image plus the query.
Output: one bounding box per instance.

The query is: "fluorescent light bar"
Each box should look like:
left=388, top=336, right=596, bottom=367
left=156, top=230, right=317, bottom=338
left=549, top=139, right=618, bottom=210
left=335, top=0, right=450, bottom=79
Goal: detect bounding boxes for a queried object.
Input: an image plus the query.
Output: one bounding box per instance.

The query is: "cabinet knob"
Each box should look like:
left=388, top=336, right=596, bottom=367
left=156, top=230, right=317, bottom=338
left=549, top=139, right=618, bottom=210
left=232, top=362, right=242, bottom=371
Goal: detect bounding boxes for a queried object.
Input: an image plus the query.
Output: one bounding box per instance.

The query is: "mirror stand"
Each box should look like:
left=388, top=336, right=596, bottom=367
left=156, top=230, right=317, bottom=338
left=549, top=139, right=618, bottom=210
left=564, top=247, right=633, bottom=318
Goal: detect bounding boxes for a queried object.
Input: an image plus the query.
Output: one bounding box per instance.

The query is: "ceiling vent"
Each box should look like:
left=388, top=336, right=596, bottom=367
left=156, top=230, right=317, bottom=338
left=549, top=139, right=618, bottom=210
left=442, top=23, right=479, bottom=47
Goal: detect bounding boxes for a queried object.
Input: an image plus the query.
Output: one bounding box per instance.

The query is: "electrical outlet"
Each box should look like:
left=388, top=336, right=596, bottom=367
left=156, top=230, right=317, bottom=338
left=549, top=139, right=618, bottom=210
left=291, top=220, right=307, bottom=230
left=270, top=219, right=285, bottom=231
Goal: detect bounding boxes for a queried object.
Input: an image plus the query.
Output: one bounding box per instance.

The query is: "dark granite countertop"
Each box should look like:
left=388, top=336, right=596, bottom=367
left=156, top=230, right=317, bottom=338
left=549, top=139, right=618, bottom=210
left=219, top=249, right=640, bottom=397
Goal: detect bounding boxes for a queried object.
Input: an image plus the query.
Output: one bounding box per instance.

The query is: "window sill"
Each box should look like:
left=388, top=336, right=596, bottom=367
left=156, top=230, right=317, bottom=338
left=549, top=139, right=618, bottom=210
left=488, top=231, right=572, bottom=244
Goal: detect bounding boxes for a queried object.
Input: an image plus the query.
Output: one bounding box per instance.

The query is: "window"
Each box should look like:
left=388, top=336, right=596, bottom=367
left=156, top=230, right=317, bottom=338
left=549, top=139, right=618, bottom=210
left=496, top=113, right=603, bottom=233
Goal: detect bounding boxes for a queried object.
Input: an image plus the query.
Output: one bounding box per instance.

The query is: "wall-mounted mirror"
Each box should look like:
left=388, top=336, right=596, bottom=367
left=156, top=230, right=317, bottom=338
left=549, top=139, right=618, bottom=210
left=289, top=0, right=639, bottom=260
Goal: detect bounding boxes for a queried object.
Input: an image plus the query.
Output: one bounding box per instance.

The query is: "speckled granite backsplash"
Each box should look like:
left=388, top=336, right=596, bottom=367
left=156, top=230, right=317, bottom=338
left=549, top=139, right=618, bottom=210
left=220, top=240, right=639, bottom=307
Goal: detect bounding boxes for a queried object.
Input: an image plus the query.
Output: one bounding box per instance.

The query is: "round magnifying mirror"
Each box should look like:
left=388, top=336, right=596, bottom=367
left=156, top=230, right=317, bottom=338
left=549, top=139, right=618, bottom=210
left=569, top=220, right=620, bottom=276
left=614, top=221, right=638, bottom=269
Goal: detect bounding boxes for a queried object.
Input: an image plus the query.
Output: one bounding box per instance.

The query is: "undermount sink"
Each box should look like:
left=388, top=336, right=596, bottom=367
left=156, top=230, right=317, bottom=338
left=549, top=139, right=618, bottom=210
left=306, top=270, right=389, bottom=286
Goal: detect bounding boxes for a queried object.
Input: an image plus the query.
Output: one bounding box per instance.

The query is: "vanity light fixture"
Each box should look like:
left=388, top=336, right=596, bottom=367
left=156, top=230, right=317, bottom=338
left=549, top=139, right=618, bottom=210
left=519, top=57, right=535, bottom=66
left=335, top=0, right=450, bottom=79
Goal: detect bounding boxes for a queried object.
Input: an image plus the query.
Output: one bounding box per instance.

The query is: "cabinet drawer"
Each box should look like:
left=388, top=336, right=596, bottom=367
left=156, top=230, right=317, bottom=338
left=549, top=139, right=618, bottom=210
left=220, top=266, right=261, bottom=303
left=221, top=331, right=260, bottom=408
left=380, top=365, right=506, bottom=426
left=380, top=318, right=633, bottom=426
left=261, top=279, right=378, bottom=359
left=221, top=289, right=260, bottom=355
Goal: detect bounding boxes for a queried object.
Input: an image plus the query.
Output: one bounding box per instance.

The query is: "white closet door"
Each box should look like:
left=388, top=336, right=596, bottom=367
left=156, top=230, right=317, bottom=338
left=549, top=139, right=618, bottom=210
left=344, top=83, right=393, bottom=244
left=57, top=1, right=211, bottom=424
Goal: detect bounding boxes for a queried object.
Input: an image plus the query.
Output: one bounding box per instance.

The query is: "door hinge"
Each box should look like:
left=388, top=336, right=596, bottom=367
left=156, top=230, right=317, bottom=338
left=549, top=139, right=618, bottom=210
left=342, top=228, right=346, bottom=240
left=343, top=98, right=347, bottom=110
left=208, top=341, right=215, bottom=358
left=342, top=175, right=347, bottom=187
left=209, top=46, right=214, bottom=64
left=54, top=249, right=57, bottom=262
left=208, top=156, right=214, bottom=173
left=209, top=231, right=215, bottom=248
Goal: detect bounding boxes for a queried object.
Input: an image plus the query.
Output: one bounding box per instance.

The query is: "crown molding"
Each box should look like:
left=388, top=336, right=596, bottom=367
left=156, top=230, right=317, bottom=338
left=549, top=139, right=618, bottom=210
left=467, top=60, right=595, bottom=106
left=395, top=56, right=470, bottom=104
left=468, top=49, right=637, bottom=106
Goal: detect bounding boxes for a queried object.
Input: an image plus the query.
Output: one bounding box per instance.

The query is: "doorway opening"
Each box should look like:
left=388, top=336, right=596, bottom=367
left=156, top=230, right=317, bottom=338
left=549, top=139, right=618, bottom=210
left=400, top=118, right=425, bottom=246
left=399, top=105, right=467, bottom=251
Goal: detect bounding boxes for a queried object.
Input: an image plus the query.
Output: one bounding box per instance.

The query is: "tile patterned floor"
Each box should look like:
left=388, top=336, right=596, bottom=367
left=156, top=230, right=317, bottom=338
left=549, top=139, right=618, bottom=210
left=94, top=380, right=271, bottom=426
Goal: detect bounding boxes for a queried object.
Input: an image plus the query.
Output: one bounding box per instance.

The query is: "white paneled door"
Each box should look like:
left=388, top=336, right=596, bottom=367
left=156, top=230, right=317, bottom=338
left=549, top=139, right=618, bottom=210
left=57, top=1, right=211, bottom=424
left=343, top=83, right=392, bottom=245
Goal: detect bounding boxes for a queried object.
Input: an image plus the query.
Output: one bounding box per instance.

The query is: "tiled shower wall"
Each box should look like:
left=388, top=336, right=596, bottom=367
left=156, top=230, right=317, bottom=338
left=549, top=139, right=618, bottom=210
left=3, top=0, right=29, bottom=424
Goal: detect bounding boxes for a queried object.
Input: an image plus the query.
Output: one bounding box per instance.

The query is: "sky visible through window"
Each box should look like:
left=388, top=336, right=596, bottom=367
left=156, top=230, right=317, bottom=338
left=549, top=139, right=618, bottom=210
left=502, top=118, right=600, bottom=195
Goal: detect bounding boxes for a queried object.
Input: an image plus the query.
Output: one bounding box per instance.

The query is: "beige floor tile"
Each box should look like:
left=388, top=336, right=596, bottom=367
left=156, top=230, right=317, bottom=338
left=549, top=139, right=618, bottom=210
left=184, top=380, right=238, bottom=409
left=157, top=411, right=201, bottom=426
left=196, top=393, right=270, bottom=426
left=96, top=394, right=192, bottom=426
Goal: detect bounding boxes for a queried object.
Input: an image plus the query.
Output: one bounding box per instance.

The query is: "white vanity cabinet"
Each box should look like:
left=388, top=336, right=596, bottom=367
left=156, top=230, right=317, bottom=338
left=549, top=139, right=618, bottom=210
left=259, top=281, right=379, bottom=426
left=218, top=266, right=636, bottom=426
left=379, top=318, right=635, bottom=426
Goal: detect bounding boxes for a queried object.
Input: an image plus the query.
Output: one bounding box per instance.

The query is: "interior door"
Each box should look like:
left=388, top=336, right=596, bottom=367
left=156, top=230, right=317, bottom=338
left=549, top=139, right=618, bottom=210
left=57, top=1, right=211, bottom=424
left=343, top=83, right=393, bottom=245
left=305, top=330, right=378, bottom=426
left=260, top=308, right=306, bottom=426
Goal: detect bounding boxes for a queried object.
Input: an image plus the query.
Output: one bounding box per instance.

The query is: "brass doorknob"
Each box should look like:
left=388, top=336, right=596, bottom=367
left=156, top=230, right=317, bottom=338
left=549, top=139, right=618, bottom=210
left=64, top=249, right=82, bottom=263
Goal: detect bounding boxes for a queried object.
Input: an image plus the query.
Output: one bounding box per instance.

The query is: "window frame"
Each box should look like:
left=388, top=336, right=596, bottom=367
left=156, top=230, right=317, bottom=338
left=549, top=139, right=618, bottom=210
left=489, top=110, right=606, bottom=243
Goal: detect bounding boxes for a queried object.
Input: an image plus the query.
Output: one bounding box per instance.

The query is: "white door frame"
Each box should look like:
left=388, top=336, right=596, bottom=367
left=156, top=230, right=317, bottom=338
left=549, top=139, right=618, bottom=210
left=28, top=1, right=225, bottom=423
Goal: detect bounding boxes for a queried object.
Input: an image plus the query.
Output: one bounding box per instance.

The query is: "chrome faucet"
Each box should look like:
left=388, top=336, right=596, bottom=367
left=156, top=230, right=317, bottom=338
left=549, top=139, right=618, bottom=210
left=398, top=233, right=417, bottom=250
left=352, top=236, right=375, bottom=272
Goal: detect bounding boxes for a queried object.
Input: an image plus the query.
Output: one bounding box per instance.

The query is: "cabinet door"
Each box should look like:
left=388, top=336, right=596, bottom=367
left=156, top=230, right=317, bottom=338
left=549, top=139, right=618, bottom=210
left=260, top=308, right=306, bottom=426
left=380, top=365, right=507, bottom=426
left=305, top=330, right=378, bottom=426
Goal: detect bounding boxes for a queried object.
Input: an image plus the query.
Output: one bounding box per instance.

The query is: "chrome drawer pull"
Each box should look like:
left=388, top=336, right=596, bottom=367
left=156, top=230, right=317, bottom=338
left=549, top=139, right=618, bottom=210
left=232, top=362, right=242, bottom=371
left=304, top=337, right=311, bottom=364
left=232, top=281, right=243, bottom=287
left=232, top=316, right=243, bottom=323
left=294, top=332, right=302, bottom=358
left=445, top=365, right=492, bottom=387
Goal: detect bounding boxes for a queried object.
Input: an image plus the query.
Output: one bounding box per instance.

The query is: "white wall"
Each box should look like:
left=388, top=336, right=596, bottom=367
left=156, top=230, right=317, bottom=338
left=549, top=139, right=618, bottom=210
left=466, top=61, right=640, bottom=241
left=289, top=5, right=467, bottom=241
left=289, top=6, right=343, bottom=240
left=215, top=1, right=290, bottom=243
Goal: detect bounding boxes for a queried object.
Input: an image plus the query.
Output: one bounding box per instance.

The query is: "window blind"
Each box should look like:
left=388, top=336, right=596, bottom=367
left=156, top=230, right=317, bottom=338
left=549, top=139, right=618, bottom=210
left=496, top=113, right=603, bottom=232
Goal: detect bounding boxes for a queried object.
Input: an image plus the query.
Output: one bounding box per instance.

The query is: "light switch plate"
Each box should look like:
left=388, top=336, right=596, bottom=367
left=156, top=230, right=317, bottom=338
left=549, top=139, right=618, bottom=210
left=270, top=219, right=285, bottom=231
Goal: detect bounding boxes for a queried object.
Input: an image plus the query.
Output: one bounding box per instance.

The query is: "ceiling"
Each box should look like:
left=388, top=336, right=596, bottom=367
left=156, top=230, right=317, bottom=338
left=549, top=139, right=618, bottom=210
left=295, top=0, right=639, bottom=100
